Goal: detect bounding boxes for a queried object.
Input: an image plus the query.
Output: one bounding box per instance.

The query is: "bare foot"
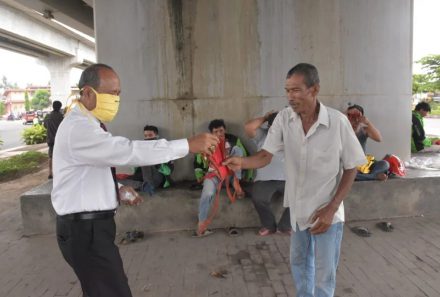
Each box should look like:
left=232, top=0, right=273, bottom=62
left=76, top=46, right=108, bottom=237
left=376, top=173, right=388, bottom=181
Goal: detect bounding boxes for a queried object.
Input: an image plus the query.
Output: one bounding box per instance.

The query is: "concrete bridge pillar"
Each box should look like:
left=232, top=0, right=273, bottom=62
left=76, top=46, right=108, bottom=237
left=93, top=0, right=413, bottom=180
left=41, top=56, right=75, bottom=105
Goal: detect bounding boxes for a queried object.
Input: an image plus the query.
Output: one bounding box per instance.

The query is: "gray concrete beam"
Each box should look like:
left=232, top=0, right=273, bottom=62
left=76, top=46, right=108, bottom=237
left=1, top=0, right=94, bottom=37
left=0, top=1, right=95, bottom=62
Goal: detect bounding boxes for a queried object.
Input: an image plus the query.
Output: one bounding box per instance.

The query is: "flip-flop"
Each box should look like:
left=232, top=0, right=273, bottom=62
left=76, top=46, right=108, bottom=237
left=376, top=222, right=394, bottom=232
left=119, top=230, right=145, bottom=244
left=133, top=230, right=144, bottom=239
left=192, top=229, right=214, bottom=238
left=350, top=226, right=372, bottom=237
left=227, top=227, right=241, bottom=237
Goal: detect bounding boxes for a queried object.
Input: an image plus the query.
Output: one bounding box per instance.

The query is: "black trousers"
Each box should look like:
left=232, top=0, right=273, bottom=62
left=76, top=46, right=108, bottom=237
left=251, top=180, right=291, bottom=232
left=56, top=215, right=132, bottom=297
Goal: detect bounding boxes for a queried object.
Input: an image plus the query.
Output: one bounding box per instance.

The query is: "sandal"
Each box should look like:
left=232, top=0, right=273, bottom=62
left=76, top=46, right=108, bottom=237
left=376, top=221, right=394, bottom=232
left=227, top=227, right=241, bottom=237
left=258, top=227, right=275, bottom=236
left=192, top=229, right=214, bottom=238
left=350, top=226, right=372, bottom=237
left=119, top=230, right=144, bottom=244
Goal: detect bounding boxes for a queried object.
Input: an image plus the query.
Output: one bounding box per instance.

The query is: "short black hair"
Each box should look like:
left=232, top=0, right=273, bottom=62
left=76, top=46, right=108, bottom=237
left=208, top=119, right=226, bottom=132
left=347, top=104, right=364, bottom=115
left=415, top=101, right=431, bottom=113
left=267, top=112, right=278, bottom=127
left=143, top=125, right=159, bottom=135
left=52, top=100, right=62, bottom=111
left=78, top=63, right=114, bottom=90
left=286, top=63, right=320, bottom=88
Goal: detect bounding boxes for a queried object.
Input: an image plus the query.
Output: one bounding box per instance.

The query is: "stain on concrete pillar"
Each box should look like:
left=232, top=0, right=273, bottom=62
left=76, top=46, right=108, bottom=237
left=167, top=0, right=195, bottom=99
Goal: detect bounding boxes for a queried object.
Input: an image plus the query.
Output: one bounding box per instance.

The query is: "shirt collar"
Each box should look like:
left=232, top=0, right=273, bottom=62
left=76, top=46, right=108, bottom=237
left=72, top=104, right=100, bottom=125
left=288, top=102, right=330, bottom=128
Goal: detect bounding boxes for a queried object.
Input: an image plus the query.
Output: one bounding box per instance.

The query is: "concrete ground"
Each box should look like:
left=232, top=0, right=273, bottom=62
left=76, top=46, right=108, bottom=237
left=1, top=164, right=440, bottom=297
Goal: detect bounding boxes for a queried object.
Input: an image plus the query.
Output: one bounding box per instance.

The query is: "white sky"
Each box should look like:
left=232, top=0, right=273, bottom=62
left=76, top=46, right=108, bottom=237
left=413, top=0, right=440, bottom=73
left=0, top=0, right=439, bottom=87
left=0, top=48, right=82, bottom=88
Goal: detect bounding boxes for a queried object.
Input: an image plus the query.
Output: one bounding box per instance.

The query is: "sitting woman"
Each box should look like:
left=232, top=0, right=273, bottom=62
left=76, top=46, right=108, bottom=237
left=346, top=104, right=389, bottom=181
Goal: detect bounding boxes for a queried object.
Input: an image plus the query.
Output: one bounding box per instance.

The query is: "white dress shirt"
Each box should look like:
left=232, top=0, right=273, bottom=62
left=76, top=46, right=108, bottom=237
left=262, top=103, right=365, bottom=231
left=51, top=105, right=189, bottom=215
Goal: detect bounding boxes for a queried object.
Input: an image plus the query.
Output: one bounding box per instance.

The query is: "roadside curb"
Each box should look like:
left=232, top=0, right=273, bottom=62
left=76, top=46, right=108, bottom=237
left=0, top=143, right=48, bottom=159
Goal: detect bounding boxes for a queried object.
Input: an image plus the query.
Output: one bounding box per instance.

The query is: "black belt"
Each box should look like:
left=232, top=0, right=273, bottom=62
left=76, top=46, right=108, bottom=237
left=59, top=210, right=116, bottom=221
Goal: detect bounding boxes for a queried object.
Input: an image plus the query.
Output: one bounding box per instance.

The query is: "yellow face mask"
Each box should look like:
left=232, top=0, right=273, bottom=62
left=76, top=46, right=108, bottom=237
left=88, top=87, right=120, bottom=122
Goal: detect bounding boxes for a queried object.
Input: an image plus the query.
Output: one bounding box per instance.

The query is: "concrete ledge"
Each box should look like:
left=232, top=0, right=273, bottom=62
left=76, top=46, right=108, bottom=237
left=20, top=181, right=56, bottom=236
left=20, top=172, right=440, bottom=235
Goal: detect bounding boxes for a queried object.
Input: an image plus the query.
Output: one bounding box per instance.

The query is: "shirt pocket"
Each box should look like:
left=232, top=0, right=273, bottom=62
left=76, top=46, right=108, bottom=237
left=309, top=143, right=340, bottom=177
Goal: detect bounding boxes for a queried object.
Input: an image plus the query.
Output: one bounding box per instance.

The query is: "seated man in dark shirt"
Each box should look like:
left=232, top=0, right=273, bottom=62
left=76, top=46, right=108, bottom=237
left=119, top=125, right=174, bottom=195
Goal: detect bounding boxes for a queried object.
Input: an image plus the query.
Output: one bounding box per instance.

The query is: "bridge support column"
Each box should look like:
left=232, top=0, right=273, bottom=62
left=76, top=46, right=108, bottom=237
left=41, top=56, right=75, bottom=105
left=94, top=0, right=413, bottom=179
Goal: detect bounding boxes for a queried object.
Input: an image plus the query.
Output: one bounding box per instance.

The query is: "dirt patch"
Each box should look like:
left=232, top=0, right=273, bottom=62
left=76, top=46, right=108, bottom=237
left=0, top=161, right=49, bottom=235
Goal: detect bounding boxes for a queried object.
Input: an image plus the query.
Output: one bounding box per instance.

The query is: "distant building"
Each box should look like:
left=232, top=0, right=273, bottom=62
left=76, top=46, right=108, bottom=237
left=2, top=87, right=48, bottom=116
left=1, top=86, right=79, bottom=116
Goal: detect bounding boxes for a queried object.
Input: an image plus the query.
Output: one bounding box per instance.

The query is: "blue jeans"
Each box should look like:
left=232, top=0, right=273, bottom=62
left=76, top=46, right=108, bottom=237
left=355, top=160, right=389, bottom=181
left=290, top=222, right=344, bottom=297
left=198, top=146, right=243, bottom=222
left=198, top=177, right=220, bottom=222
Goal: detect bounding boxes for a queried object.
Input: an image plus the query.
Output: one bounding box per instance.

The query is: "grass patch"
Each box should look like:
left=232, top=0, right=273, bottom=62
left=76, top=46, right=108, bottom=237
left=0, top=151, right=48, bottom=182
left=429, top=101, right=440, bottom=116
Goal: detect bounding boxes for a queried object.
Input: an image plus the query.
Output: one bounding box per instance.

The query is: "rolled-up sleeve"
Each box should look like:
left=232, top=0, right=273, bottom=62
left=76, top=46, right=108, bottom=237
left=262, top=113, right=284, bottom=154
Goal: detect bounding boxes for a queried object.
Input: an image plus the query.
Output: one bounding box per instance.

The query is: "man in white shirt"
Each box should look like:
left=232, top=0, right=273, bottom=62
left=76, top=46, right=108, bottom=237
left=52, top=63, right=218, bottom=297
left=224, top=63, right=365, bottom=297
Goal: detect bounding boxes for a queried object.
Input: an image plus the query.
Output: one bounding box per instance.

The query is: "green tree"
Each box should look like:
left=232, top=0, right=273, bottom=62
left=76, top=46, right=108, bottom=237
left=412, top=74, right=433, bottom=94
left=31, top=89, right=51, bottom=110
left=417, top=54, right=440, bottom=92
left=0, top=101, right=5, bottom=116
left=24, top=90, right=30, bottom=111
left=0, top=75, right=18, bottom=89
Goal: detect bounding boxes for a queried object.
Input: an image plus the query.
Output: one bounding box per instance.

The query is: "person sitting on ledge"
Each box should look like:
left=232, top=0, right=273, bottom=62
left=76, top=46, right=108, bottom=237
left=346, top=104, right=389, bottom=181
left=411, top=101, right=440, bottom=153
left=118, top=125, right=174, bottom=195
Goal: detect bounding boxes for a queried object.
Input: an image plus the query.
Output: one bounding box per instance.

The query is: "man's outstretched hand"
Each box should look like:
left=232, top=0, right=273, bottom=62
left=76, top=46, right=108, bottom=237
left=222, top=156, right=243, bottom=172
left=188, top=133, right=219, bottom=155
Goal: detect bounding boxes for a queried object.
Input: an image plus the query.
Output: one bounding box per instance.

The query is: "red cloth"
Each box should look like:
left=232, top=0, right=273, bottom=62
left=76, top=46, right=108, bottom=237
left=205, top=138, right=230, bottom=180
left=116, top=173, right=131, bottom=180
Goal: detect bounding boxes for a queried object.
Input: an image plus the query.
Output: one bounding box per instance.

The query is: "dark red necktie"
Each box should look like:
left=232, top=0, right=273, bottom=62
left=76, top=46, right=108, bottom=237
left=100, top=122, right=120, bottom=203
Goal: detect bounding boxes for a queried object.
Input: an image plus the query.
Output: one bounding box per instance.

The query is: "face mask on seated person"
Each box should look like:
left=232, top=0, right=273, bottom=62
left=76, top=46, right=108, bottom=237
left=87, top=87, right=120, bottom=122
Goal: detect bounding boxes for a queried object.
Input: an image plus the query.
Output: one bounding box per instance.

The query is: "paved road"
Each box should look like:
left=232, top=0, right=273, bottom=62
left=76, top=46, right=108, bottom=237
left=424, top=117, right=440, bottom=136
left=0, top=120, right=27, bottom=150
